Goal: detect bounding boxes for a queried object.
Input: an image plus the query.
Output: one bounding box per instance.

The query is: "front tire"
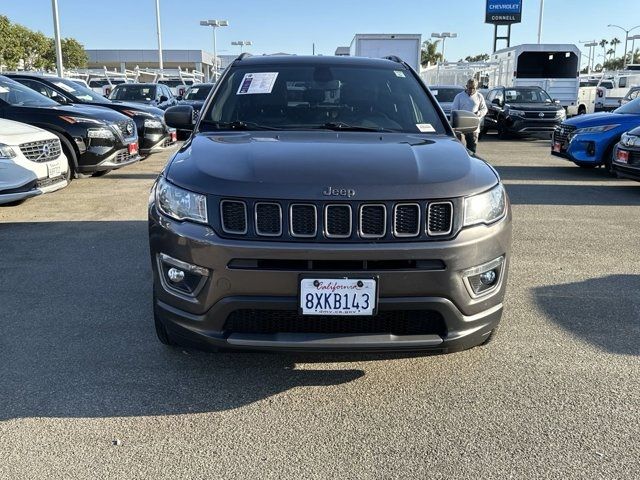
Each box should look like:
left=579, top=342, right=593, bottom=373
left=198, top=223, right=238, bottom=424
left=153, top=295, right=176, bottom=346
left=497, top=120, right=509, bottom=139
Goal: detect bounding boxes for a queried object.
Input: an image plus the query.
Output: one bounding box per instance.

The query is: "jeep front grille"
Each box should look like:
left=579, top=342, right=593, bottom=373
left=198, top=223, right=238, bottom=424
left=217, top=198, right=460, bottom=242
left=19, top=139, right=61, bottom=162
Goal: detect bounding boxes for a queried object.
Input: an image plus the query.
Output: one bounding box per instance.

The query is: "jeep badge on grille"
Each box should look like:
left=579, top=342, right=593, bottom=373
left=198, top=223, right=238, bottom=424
left=323, top=186, right=356, bottom=198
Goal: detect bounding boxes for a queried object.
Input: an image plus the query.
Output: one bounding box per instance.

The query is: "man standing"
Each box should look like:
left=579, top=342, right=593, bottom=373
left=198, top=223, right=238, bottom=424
left=451, top=79, right=487, bottom=153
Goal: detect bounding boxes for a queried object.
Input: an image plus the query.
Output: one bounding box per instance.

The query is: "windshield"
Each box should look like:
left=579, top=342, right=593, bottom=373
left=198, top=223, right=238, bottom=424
left=505, top=88, right=552, bottom=104
left=184, top=84, right=213, bottom=101
left=614, top=97, right=640, bottom=114
left=159, top=80, right=192, bottom=87
left=109, top=85, right=156, bottom=101
left=53, top=78, right=109, bottom=103
left=0, top=77, right=59, bottom=107
left=431, top=87, right=463, bottom=103
left=203, top=64, right=446, bottom=134
left=89, top=79, right=126, bottom=88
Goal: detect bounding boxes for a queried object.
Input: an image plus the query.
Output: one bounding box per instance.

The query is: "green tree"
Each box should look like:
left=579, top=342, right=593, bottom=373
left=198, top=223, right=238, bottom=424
left=421, top=40, right=442, bottom=67
left=599, top=39, right=608, bottom=65
left=464, top=53, right=490, bottom=62
left=45, top=37, right=88, bottom=69
left=0, top=15, right=22, bottom=69
left=610, top=37, right=621, bottom=58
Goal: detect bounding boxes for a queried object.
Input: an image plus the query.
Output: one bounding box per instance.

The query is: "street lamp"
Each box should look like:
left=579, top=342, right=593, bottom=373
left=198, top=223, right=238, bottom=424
left=608, top=24, right=640, bottom=69
left=431, top=32, right=457, bottom=64
left=630, top=34, right=640, bottom=64
left=155, top=0, right=163, bottom=71
left=232, top=41, right=253, bottom=53
left=200, top=19, right=229, bottom=80
left=580, top=40, right=598, bottom=74
left=50, top=0, right=64, bottom=76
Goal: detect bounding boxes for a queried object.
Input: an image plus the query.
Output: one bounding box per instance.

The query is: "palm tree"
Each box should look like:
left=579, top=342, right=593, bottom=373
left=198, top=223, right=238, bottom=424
left=421, top=40, right=442, bottom=67
left=607, top=48, right=615, bottom=60
left=599, top=39, right=608, bottom=63
left=610, top=37, right=621, bottom=58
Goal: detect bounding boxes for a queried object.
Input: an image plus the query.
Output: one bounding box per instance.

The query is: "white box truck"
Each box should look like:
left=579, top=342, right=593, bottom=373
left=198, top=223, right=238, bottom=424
left=488, top=44, right=581, bottom=108
left=349, top=34, right=422, bottom=71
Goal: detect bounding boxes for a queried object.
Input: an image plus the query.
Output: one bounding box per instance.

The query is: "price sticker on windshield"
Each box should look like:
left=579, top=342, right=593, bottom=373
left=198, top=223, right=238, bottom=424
left=237, top=72, right=279, bottom=95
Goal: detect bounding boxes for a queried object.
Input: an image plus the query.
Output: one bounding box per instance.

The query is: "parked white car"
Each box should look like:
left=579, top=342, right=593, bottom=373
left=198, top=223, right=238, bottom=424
left=0, top=118, right=70, bottom=205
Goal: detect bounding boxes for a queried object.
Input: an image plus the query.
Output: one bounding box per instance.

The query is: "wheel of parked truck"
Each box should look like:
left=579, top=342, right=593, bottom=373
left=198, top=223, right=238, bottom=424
left=91, top=169, right=112, bottom=178
left=578, top=105, right=587, bottom=115
left=153, top=294, right=176, bottom=346
left=497, top=120, right=508, bottom=140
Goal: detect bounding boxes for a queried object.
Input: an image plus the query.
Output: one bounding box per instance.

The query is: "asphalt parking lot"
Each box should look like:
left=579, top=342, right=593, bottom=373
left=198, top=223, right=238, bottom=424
left=1, top=137, right=639, bottom=479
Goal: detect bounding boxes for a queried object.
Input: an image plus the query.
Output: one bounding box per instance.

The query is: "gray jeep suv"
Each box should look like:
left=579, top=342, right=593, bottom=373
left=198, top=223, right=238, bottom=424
left=151, top=54, right=512, bottom=353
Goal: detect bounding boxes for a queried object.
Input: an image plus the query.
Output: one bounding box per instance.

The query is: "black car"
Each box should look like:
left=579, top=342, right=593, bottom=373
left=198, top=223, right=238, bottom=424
left=612, top=126, right=640, bottom=181
left=150, top=55, right=512, bottom=353
left=483, top=86, right=566, bottom=138
left=108, top=83, right=178, bottom=110
left=0, top=75, right=140, bottom=178
left=7, top=74, right=177, bottom=156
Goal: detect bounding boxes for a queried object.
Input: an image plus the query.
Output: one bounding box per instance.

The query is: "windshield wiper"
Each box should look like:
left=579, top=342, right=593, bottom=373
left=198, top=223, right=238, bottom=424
left=312, top=122, right=397, bottom=132
left=203, top=120, right=283, bottom=131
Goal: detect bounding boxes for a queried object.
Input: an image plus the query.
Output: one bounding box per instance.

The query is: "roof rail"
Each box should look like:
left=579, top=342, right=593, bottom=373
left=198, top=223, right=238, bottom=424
left=237, top=52, right=252, bottom=61
left=383, top=55, right=404, bottom=64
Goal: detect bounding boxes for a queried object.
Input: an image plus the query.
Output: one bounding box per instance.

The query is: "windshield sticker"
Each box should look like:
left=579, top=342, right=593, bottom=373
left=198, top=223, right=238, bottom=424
left=416, top=123, right=436, bottom=133
left=394, top=70, right=406, bottom=78
left=237, top=72, right=279, bottom=95
left=431, top=89, right=439, bottom=96
left=0, top=86, right=9, bottom=93
left=54, top=82, right=76, bottom=93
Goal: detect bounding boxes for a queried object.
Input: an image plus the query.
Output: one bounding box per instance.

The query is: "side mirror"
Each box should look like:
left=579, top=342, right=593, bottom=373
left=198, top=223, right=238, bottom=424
left=160, top=95, right=169, bottom=102
left=176, top=95, right=183, bottom=101
left=165, top=105, right=194, bottom=131
left=492, top=98, right=502, bottom=106
left=451, top=110, right=480, bottom=135
left=553, top=99, right=560, bottom=104
left=51, top=94, right=68, bottom=104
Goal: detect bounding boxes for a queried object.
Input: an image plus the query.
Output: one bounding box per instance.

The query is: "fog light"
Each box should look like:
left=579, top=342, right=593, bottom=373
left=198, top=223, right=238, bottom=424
left=463, top=256, right=505, bottom=298
left=480, top=270, right=497, bottom=285
left=167, top=267, right=185, bottom=283
left=157, top=253, right=209, bottom=297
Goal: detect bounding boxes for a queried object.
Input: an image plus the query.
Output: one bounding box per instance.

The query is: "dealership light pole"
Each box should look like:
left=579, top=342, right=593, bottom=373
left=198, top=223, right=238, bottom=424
left=580, top=40, right=598, bottom=74
left=51, top=0, right=64, bottom=76
left=232, top=41, right=252, bottom=53
left=431, top=32, right=456, bottom=84
left=608, top=24, right=640, bottom=69
left=155, top=0, right=164, bottom=71
left=537, top=0, right=544, bottom=44
left=200, top=19, right=228, bottom=79
left=629, top=34, right=640, bottom=64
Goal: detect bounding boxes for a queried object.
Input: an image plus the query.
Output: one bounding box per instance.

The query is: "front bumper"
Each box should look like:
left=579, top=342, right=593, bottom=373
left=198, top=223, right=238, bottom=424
left=149, top=204, right=512, bottom=352
left=612, top=145, right=640, bottom=181
left=551, top=130, right=615, bottom=165
left=140, top=128, right=178, bottom=155
left=505, top=117, right=562, bottom=136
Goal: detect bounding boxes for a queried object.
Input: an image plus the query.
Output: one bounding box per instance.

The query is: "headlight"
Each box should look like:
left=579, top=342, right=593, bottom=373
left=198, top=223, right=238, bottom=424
left=463, top=184, right=507, bottom=227
left=59, top=115, right=104, bottom=125
left=0, top=143, right=17, bottom=159
left=87, top=127, right=115, bottom=139
left=508, top=109, right=525, bottom=117
left=155, top=176, right=208, bottom=224
left=144, top=118, right=164, bottom=129
left=621, top=133, right=639, bottom=147
left=574, top=124, right=619, bottom=134
left=122, top=109, right=154, bottom=118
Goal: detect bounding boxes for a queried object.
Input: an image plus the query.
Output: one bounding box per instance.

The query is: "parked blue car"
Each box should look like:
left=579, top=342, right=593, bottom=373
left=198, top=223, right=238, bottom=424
left=551, top=97, right=640, bottom=170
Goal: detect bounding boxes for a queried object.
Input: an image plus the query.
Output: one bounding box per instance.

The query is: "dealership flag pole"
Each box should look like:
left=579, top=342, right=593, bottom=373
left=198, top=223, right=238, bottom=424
left=155, top=0, right=164, bottom=71
left=51, top=0, right=64, bottom=76
left=537, top=0, right=544, bottom=44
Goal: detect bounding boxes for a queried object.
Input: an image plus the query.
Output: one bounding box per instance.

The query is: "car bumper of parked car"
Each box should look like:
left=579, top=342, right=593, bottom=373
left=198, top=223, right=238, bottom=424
left=0, top=175, right=67, bottom=205
left=140, top=128, right=178, bottom=155
left=612, top=145, right=640, bottom=181
left=505, top=117, right=562, bottom=136
left=149, top=204, right=512, bottom=352
left=77, top=148, right=141, bottom=173
left=551, top=131, right=616, bottom=165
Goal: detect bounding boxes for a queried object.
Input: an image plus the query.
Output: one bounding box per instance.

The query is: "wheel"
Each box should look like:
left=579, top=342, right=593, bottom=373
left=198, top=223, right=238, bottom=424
left=578, top=105, right=587, bottom=115
left=91, top=169, right=112, bottom=178
left=153, top=295, right=176, bottom=346
left=481, top=326, right=499, bottom=346
left=497, top=121, right=508, bottom=139
left=602, top=144, right=617, bottom=177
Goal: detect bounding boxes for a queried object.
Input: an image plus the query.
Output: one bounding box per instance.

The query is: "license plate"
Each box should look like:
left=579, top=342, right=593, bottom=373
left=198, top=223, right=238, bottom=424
left=47, top=160, right=61, bottom=178
left=552, top=142, right=562, bottom=153
left=616, top=149, right=629, bottom=164
left=300, top=278, right=377, bottom=316
left=128, top=142, right=138, bottom=155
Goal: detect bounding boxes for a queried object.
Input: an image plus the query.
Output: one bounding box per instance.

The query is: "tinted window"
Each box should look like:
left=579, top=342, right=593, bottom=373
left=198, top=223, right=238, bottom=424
left=431, top=87, right=463, bottom=103
left=51, top=78, right=109, bottom=103
left=614, top=97, right=640, bottom=114
left=109, top=85, right=156, bottom=101
left=203, top=64, right=447, bottom=134
left=184, top=85, right=213, bottom=100
left=494, top=89, right=504, bottom=104
left=504, top=88, right=552, bottom=103
left=16, top=79, right=55, bottom=98
left=0, top=77, right=58, bottom=107
left=486, top=90, right=496, bottom=102
left=516, top=52, right=579, bottom=79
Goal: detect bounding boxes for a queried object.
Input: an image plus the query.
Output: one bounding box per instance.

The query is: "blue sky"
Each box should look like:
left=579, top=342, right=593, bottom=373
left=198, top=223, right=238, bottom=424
left=2, top=0, right=639, bottom=65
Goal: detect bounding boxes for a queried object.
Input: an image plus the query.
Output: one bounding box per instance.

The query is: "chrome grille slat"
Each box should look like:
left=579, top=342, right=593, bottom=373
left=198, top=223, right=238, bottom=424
left=427, top=201, right=453, bottom=236
left=290, top=204, right=317, bottom=238
left=220, top=200, right=248, bottom=234
left=324, top=204, right=352, bottom=238
left=255, top=202, right=282, bottom=237
left=19, top=139, right=62, bottom=162
left=393, top=203, right=421, bottom=237
left=359, top=204, right=386, bottom=238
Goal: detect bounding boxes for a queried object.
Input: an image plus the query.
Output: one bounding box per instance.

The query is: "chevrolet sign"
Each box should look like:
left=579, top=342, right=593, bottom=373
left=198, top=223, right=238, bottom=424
left=485, top=0, right=523, bottom=24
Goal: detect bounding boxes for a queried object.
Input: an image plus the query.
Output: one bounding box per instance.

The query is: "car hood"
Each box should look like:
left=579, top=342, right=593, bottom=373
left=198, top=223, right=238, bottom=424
left=105, top=101, right=164, bottom=116
left=505, top=102, right=562, bottom=111
left=564, top=111, right=640, bottom=127
left=166, top=132, right=499, bottom=200
left=0, top=118, right=55, bottom=145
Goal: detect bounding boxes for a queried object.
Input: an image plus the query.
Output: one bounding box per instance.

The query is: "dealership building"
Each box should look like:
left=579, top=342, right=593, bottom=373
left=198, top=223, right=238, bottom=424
left=85, top=49, right=240, bottom=81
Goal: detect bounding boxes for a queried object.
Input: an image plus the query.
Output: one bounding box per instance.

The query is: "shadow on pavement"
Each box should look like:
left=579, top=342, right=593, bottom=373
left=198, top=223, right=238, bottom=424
left=0, top=221, right=364, bottom=420
left=102, top=173, right=161, bottom=180
left=505, top=183, right=640, bottom=206
left=534, top=275, right=640, bottom=356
